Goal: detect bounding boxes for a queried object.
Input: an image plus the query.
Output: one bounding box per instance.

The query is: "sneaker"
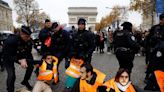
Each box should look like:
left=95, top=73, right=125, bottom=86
left=21, top=81, right=33, bottom=91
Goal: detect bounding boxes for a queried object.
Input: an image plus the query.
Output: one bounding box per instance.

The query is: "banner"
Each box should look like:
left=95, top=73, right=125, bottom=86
left=156, top=0, right=164, bottom=13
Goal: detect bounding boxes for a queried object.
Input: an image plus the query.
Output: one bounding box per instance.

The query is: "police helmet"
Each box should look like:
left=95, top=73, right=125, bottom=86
left=21, top=26, right=32, bottom=35
left=121, top=22, right=132, bottom=28
left=78, top=18, right=86, bottom=25
left=160, top=13, right=164, bottom=20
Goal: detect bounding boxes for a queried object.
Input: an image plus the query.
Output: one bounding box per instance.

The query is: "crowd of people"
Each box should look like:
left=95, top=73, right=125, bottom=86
left=0, top=13, right=164, bottom=92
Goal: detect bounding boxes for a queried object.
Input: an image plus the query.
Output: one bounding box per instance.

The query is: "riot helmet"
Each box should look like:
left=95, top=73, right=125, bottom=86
left=78, top=18, right=86, bottom=25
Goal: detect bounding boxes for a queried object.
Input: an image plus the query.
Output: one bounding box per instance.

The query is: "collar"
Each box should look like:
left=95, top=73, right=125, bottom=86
left=115, top=81, right=131, bottom=91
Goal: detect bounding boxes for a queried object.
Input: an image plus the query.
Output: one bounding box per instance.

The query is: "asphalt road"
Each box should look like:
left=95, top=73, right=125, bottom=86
left=0, top=49, right=159, bottom=92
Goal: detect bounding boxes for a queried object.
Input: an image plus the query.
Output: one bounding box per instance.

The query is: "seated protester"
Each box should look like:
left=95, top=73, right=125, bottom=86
left=71, top=63, right=106, bottom=92
left=63, top=53, right=84, bottom=92
left=32, top=53, right=58, bottom=92
left=100, top=68, right=136, bottom=92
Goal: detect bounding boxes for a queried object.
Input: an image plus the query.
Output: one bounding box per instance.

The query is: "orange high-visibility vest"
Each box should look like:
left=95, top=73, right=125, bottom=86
left=37, top=56, right=58, bottom=83
left=104, top=78, right=136, bottom=92
left=80, top=69, right=106, bottom=92
left=65, top=58, right=84, bottom=78
left=154, top=70, right=164, bottom=92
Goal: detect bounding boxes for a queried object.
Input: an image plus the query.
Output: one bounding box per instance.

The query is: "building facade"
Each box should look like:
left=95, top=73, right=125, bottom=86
left=0, top=0, right=13, bottom=31
left=68, top=7, right=97, bottom=31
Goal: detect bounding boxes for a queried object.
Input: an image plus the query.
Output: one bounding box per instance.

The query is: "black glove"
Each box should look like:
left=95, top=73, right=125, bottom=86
left=98, top=86, right=107, bottom=92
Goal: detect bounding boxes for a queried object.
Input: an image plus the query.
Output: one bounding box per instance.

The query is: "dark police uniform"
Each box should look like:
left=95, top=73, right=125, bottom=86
left=2, top=26, right=34, bottom=92
left=113, top=22, right=140, bottom=74
left=39, top=27, right=51, bottom=55
left=145, top=14, right=164, bottom=80
left=49, top=22, right=70, bottom=83
left=144, top=13, right=164, bottom=91
left=70, top=18, right=96, bottom=64
left=144, top=40, right=164, bottom=91
left=50, top=23, right=70, bottom=63
left=71, top=29, right=95, bottom=64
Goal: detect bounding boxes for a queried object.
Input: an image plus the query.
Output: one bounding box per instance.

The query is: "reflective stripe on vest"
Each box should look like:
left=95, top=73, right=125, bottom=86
left=65, top=58, right=84, bottom=78
left=80, top=69, right=106, bottom=92
left=154, top=70, right=164, bottom=92
left=104, top=78, right=136, bottom=92
left=38, top=56, right=58, bottom=83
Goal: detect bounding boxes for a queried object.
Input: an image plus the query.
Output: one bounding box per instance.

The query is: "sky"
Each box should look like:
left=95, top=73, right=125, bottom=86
left=4, top=0, right=142, bottom=27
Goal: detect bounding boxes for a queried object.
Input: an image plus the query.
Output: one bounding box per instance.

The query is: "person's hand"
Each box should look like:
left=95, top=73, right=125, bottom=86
left=19, top=59, right=28, bottom=69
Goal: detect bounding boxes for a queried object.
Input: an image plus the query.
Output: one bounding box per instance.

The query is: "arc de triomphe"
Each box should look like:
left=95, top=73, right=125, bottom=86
left=68, top=7, right=97, bottom=31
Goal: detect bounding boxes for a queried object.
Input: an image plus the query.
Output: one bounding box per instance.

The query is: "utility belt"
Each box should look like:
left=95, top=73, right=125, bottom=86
left=115, top=47, right=131, bottom=52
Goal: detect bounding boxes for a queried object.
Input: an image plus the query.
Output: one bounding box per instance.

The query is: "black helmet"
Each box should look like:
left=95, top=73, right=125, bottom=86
left=160, top=13, right=164, bottom=20
left=78, top=18, right=86, bottom=25
left=21, top=26, right=32, bottom=35
left=121, top=22, right=132, bottom=27
left=51, top=22, right=59, bottom=29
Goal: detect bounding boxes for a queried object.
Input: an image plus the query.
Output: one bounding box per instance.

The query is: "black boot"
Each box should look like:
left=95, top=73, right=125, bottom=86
left=21, top=81, right=33, bottom=90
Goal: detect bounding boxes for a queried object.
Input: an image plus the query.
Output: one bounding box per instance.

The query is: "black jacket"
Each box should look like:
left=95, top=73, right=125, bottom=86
left=3, top=34, right=33, bottom=63
left=39, top=28, right=51, bottom=54
left=50, top=29, right=70, bottom=60
left=70, top=30, right=96, bottom=59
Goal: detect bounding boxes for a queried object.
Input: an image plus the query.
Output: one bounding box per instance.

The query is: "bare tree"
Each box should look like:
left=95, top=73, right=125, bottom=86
left=14, top=0, right=50, bottom=30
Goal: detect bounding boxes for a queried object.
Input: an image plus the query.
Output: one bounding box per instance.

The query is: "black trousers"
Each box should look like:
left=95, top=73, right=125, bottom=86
left=115, top=50, right=135, bottom=74
left=4, top=60, right=34, bottom=92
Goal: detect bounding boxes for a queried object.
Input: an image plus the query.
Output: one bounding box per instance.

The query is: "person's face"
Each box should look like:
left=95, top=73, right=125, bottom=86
left=46, top=55, right=53, bottom=63
left=45, top=22, right=52, bottom=28
left=160, top=18, right=164, bottom=25
left=80, top=67, right=87, bottom=80
left=78, top=23, right=85, bottom=30
left=118, top=72, right=129, bottom=86
left=53, top=25, right=61, bottom=32
left=20, top=32, right=31, bottom=42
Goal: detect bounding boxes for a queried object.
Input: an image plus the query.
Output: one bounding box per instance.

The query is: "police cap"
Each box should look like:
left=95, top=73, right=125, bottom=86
left=21, top=26, right=32, bottom=35
left=78, top=18, right=86, bottom=25
left=121, top=22, right=132, bottom=28
left=160, top=13, right=164, bottom=20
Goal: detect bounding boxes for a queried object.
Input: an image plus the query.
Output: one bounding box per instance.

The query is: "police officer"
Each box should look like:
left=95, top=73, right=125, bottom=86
left=113, top=22, right=140, bottom=74
left=3, top=26, right=34, bottom=92
left=70, top=18, right=96, bottom=64
left=144, top=13, right=164, bottom=91
left=50, top=22, right=71, bottom=83
left=145, top=13, right=164, bottom=79
left=39, top=19, right=52, bottom=55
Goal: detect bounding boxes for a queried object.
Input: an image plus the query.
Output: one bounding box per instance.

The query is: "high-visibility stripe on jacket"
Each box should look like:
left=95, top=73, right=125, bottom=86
left=65, top=58, right=84, bottom=78
left=154, top=70, right=164, bottom=92
left=80, top=69, right=106, bottom=92
left=37, top=56, right=58, bottom=83
left=104, top=78, right=136, bottom=92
